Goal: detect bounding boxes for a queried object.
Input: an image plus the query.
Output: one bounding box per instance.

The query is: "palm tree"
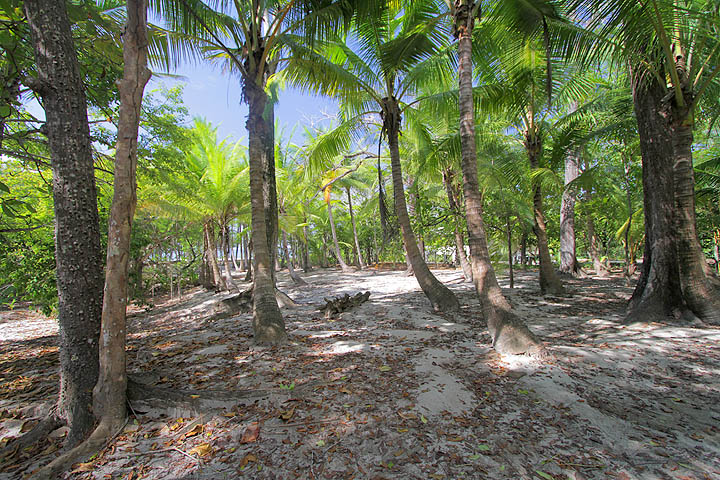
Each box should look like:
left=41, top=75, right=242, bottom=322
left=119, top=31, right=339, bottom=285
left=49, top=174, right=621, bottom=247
left=150, top=119, right=248, bottom=292
left=154, top=0, right=365, bottom=342
left=284, top=0, right=460, bottom=312
left=570, top=0, right=720, bottom=324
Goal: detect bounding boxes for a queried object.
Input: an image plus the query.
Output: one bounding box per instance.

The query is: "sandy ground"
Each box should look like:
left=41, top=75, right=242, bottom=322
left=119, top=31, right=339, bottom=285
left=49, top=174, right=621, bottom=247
left=0, top=267, right=719, bottom=479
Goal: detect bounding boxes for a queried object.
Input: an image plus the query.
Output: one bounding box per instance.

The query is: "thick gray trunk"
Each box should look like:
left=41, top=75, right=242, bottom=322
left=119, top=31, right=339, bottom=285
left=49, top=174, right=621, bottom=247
left=24, top=0, right=103, bottom=446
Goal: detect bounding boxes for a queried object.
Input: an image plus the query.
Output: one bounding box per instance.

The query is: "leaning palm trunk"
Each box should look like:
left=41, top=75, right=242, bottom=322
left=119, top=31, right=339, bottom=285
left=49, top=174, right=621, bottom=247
left=325, top=194, right=353, bottom=272
left=383, top=97, right=459, bottom=312
left=346, top=186, right=365, bottom=269
left=454, top=3, right=542, bottom=354
left=526, top=133, right=565, bottom=295
left=245, top=82, right=286, bottom=343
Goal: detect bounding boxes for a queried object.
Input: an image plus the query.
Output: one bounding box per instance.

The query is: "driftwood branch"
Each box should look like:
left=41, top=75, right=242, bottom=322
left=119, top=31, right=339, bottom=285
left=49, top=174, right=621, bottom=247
left=319, top=291, right=370, bottom=319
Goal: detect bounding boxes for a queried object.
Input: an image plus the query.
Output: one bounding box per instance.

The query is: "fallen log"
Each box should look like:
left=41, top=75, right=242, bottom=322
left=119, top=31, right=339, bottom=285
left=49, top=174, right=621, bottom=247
left=319, top=291, right=370, bottom=319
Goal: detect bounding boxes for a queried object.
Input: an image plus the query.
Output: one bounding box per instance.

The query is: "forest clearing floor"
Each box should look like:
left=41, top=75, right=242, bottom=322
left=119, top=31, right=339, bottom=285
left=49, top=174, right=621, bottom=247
left=1, top=267, right=719, bottom=480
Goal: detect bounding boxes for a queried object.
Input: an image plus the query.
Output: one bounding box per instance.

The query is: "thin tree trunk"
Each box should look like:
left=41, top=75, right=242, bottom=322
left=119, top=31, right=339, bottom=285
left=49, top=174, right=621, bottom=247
left=326, top=193, right=352, bottom=272
left=282, top=230, right=307, bottom=285
left=454, top=2, right=542, bottom=354
left=346, top=186, right=365, bottom=269
left=526, top=132, right=565, bottom=295
left=245, top=81, right=286, bottom=343
left=201, top=223, right=213, bottom=289
left=230, top=224, right=240, bottom=271
left=303, top=222, right=311, bottom=272
left=24, top=0, right=104, bottom=448
left=443, top=169, right=472, bottom=282
left=622, top=154, right=633, bottom=275
left=321, top=233, right=328, bottom=268
left=29, top=0, right=150, bottom=475
left=586, top=208, right=609, bottom=277
left=205, top=222, right=225, bottom=290
left=559, top=135, right=582, bottom=276
left=221, top=221, right=238, bottom=291
left=383, top=96, right=459, bottom=312
left=507, top=216, right=514, bottom=289
left=520, top=231, right=528, bottom=266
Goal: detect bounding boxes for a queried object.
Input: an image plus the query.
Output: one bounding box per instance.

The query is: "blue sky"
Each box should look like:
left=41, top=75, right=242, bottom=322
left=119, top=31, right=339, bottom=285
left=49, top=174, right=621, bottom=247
left=153, top=63, right=339, bottom=145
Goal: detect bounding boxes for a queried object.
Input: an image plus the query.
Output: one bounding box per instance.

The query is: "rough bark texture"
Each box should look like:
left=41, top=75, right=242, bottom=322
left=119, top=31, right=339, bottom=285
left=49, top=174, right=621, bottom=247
left=24, top=0, right=104, bottom=447
left=326, top=192, right=352, bottom=272
left=454, top=2, right=543, bottom=355
left=347, top=186, right=365, bottom=269
left=671, top=108, right=720, bottom=324
left=263, top=96, right=279, bottom=285
left=245, top=82, right=286, bottom=343
left=383, top=96, right=459, bottom=313
left=320, top=291, right=370, bottom=319
left=94, top=0, right=151, bottom=427
left=627, top=67, right=687, bottom=323
left=526, top=131, right=565, bottom=295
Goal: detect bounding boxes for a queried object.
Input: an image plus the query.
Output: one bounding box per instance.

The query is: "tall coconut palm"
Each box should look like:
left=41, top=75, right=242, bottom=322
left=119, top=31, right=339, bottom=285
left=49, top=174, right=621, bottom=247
left=284, top=0, right=460, bottom=312
left=569, top=0, right=720, bottom=324
left=154, top=0, right=366, bottom=342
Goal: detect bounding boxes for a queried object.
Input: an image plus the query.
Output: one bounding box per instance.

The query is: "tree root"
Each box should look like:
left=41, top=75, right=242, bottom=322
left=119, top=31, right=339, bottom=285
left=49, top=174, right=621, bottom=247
left=26, top=378, right=329, bottom=478
left=29, top=416, right=127, bottom=480
left=490, top=309, right=548, bottom=358
left=0, top=411, right=62, bottom=460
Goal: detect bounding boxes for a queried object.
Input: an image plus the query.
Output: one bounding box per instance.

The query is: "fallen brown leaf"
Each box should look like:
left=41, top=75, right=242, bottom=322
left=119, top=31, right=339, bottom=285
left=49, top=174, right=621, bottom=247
left=239, top=453, right=257, bottom=469
left=241, top=423, right=260, bottom=443
left=188, top=443, right=212, bottom=457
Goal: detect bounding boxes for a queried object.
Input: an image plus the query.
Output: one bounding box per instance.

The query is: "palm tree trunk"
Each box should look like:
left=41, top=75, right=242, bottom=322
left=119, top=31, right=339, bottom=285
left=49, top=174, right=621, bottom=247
left=205, top=222, right=225, bottom=290
left=93, top=0, right=151, bottom=430
left=626, top=65, right=687, bottom=323
left=672, top=113, right=720, bottom=323
left=230, top=224, right=240, bottom=271
left=282, top=230, right=307, bottom=285
left=303, top=222, right=311, bottom=272
left=326, top=195, right=352, bottom=272
left=24, top=0, right=104, bottom=447
left=455, top=4, right=542, bottom=354
left=586, top=212, right=608, bottom=277
left=383, top=96, right=458, bottom=312
left=442, top=169, right=472, bottom=282
left=346, top=186, right=365, bottom=269
left=245, top=81, right=285, bottom=343
left=507, top=216, right=514, bottom=289
left=559, top=145, right=581, bottom=275
left=526, top=134, right=565, bottom=295
left=221, top=221, right=238, bottom=291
